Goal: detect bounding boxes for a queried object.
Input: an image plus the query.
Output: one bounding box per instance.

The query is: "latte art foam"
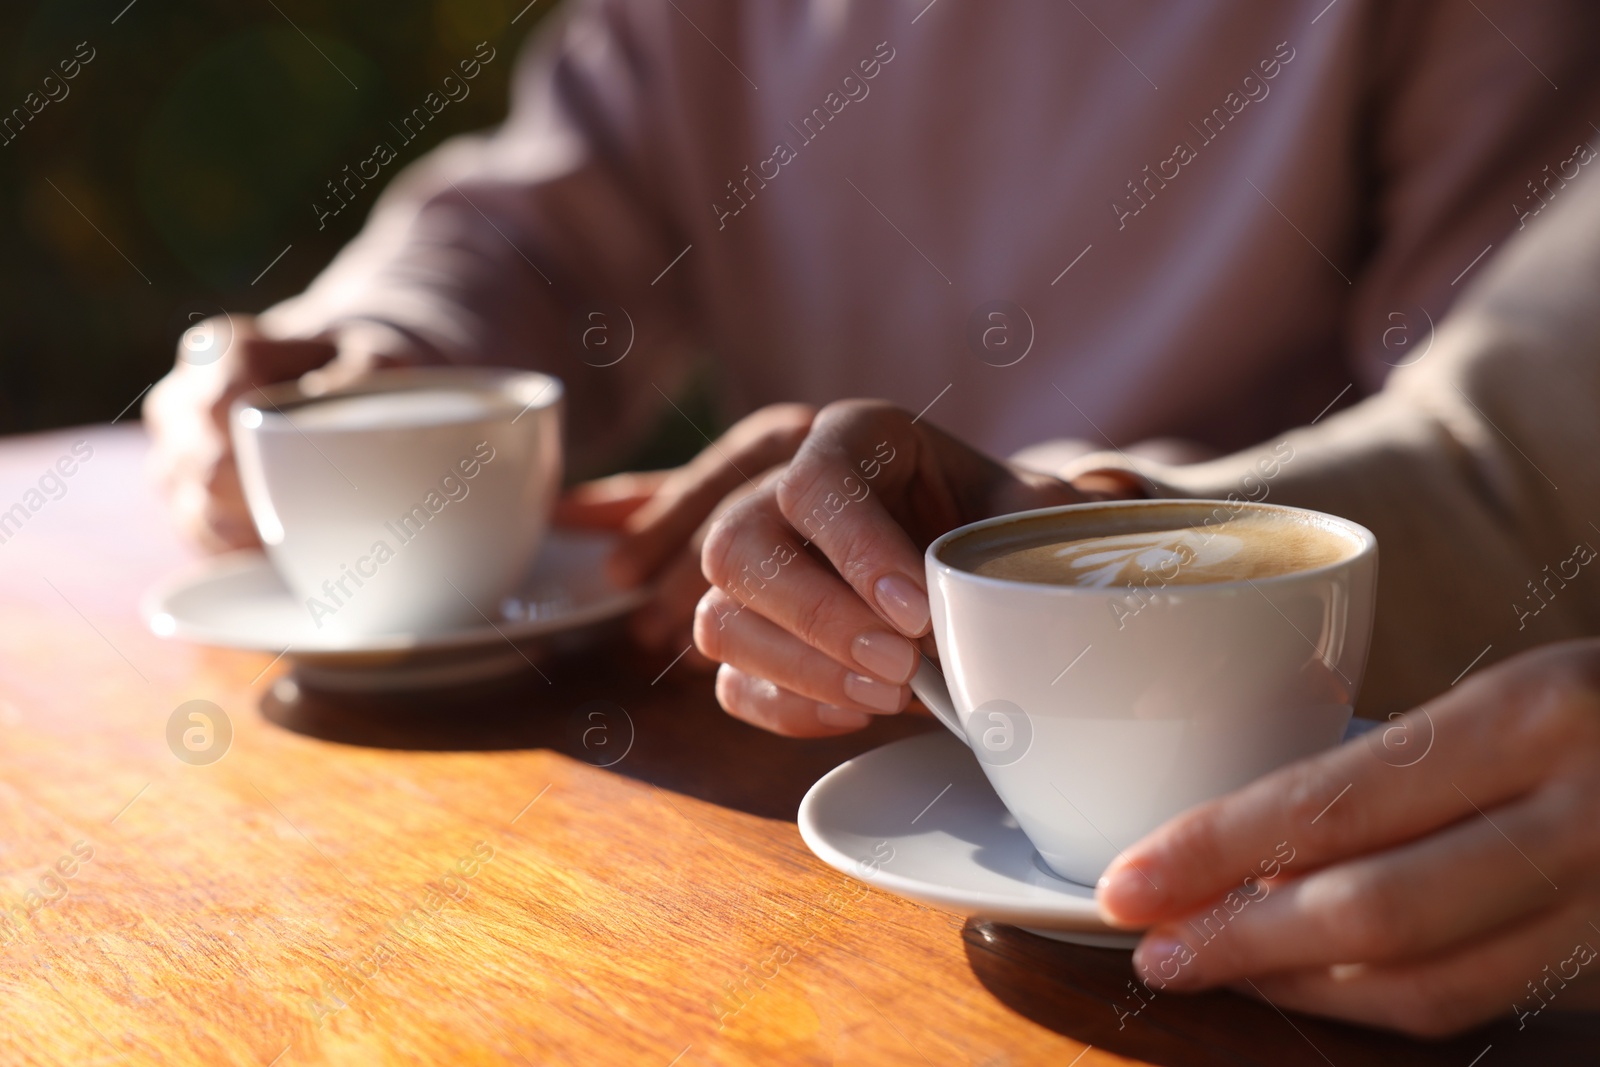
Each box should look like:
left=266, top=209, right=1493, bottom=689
left=971, top=513, right=1350, bottom=588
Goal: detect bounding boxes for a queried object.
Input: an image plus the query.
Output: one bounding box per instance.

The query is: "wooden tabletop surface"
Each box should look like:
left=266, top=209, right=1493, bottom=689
left=2, top=424, right=1595, bottom=1067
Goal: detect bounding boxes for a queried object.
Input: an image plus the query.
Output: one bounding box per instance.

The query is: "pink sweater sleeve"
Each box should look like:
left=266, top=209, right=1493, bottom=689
left=259, top=0, right=698, bottom=476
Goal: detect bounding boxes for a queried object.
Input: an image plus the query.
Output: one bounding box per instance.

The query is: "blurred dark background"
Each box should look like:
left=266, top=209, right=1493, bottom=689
left=0, top=0, right=552, bottom=436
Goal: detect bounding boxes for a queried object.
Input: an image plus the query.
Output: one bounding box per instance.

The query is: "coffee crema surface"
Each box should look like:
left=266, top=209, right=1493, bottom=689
left=968, top=512, right=1352, bottom=588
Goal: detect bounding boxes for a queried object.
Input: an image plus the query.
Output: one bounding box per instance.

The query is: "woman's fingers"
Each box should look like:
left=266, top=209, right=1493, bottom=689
left=1234, top=904, right=1598, bottom=1038
left=556, top=470, right=672, bottom=529
left=632, top=545, right=711, bottom=651
left=701, top=489, right=918, bottom=687
left=1132, top=785, right=1574, bottom=988
left=773, top=404, right=935, bottom=637
left=628, top=474, right=767, bottom=654
left=695, top=588, right=908, bottom=714
left=1098, top=655, right=1582, bottom=928
left=1096, top=642, right=1600, bottom=1038
left=610, top=403, right=815, bottom=587
left=714, top=664, right=875, bottom=737
left=195, top=443, right=262, bottom=550
left=694, top=400, right=1090, bottom=740
left=157, top=450, right=260, bottom=551
left=293, top=320, right=425, bottom=396
left=144, top=317, right=337, bottom=551
left=771, top=400, right=1085, bottom=639
left=610, top=454, right=742, bottom=586
left=203, top=334, right=342, bottom=431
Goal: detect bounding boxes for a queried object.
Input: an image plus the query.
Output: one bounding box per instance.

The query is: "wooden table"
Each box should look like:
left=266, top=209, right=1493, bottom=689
left=2, top=424, right=1594, bottom=1066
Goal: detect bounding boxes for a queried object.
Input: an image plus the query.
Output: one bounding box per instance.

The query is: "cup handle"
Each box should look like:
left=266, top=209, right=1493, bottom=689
left=911, top=655, right=970, bottom=748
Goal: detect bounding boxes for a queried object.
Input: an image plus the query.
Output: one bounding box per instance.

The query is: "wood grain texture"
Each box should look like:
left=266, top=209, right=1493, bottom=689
left=0, top=425, right=1594, bottom=1066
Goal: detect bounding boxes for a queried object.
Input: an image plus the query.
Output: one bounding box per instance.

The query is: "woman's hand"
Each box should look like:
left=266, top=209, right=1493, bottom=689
left=1097, top=639, right=1600, bottom=1037
left=560, top=404, right=817, bottom=661
left=693, top=399, right=1124, bottom=737
left=143, top=315, right=422, bottom=551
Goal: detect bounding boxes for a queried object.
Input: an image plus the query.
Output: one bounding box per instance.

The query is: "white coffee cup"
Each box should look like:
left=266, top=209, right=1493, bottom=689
left=231, top=366, right=563, bottom=639
left=910, top=499, right=1377, bottom=886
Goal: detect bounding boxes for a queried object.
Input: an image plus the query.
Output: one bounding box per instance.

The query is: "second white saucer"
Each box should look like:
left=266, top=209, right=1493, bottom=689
left=799, top=729, right=1137, bottom=947
left=800, top=721, right=1380, bottom=948
left=142, top=529, right=646, bottom=690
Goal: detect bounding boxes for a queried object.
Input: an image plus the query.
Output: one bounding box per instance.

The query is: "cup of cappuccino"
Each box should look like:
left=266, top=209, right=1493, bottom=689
left=910, top=499, right=1377, bottom=886
left=231, top=366, right=563, bottom=639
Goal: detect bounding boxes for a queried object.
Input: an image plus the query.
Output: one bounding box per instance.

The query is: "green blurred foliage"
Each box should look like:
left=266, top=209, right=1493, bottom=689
left=0, top=0, right=549, bottom=435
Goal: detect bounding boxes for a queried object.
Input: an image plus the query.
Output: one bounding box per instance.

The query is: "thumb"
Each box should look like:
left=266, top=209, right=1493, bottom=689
left=298, top=321, right=433, bottom=394
left=556, top=471, right=672, bottom=529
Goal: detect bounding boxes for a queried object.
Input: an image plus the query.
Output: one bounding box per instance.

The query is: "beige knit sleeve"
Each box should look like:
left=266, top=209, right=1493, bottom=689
left=1061, top=170, right=1600, bottom=717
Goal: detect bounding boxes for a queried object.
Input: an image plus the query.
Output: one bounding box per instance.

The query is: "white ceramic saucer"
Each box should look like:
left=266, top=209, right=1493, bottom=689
left=799, top=730, right=1136, bottom=947
left=799, top=721, right=1377, bottom=949
left=142, top=529, right=647, bottom=690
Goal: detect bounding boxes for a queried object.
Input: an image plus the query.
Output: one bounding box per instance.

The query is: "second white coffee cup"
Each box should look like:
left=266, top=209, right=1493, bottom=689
left=231, top=366, right=563, bottom=639
left=911, top=499, right=1377, bottom=886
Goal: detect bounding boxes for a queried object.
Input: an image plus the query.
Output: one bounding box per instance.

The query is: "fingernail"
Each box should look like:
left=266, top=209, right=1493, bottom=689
left=817, top=706, right=871, bottom=729
left=1097, top=863, right=1164, bottom=923
left=874, top=574, right=930, bottom=636
left=852, top=631, right=917, bottom=684
left=1132, top=933, right=1196, bottom=988
left=844, top=673, right=904, bottom=713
